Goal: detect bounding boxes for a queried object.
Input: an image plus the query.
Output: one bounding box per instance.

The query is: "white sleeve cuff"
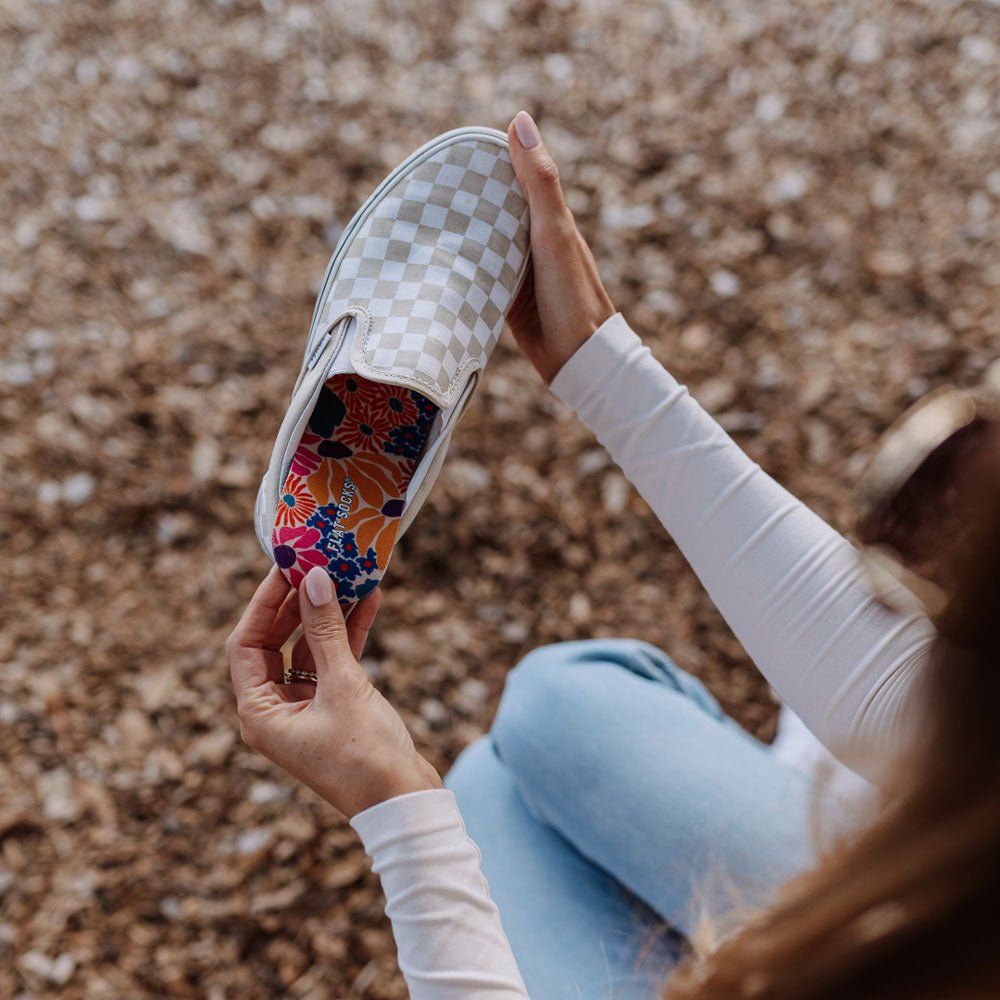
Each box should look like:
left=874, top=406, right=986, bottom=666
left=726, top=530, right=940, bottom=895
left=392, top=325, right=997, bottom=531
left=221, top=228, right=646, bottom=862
left=549, top=313, right=639, bottom=407
left=351, top=789, right=529, bottom=1000
left=350, top=787, right=464, bottom=846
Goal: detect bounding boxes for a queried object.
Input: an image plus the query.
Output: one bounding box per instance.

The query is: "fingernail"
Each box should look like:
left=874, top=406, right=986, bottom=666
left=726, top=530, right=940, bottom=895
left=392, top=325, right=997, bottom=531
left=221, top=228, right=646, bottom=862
left=305, top=566, right=334, bottom=607
left=514, top=110, right=540, bottom=150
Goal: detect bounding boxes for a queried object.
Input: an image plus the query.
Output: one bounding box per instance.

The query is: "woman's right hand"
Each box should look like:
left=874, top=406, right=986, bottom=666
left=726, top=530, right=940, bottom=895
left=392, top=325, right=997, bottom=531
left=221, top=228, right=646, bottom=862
left=228, top=566, right=442, bottom=820
left=505, top=111, right=616, bottom=384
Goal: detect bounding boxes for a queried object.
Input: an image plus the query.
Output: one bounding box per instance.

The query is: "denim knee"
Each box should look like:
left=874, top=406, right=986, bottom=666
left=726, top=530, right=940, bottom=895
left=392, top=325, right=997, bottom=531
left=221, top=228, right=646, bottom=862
left=444, top=734, right=493, bottom=795
left=497, top=638, right=722, bottom=730
left=491, top=638, right=724, bottom=781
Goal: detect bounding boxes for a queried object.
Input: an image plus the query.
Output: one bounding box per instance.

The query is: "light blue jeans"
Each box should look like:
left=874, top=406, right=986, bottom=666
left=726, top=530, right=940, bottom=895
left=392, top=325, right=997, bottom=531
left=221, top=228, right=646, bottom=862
left=446, top=640, right=830, bottom=999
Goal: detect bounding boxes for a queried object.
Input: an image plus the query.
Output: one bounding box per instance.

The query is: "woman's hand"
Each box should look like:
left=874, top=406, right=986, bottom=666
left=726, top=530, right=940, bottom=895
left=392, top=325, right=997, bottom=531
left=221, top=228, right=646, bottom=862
left=506, top=110, right=616, bottom=384
left=227, top=566, right=442, bottom=819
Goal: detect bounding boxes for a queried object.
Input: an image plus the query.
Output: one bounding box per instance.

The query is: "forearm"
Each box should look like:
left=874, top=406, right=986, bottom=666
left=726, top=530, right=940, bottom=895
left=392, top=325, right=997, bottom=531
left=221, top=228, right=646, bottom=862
left=550, top=315, right=937, bottom=784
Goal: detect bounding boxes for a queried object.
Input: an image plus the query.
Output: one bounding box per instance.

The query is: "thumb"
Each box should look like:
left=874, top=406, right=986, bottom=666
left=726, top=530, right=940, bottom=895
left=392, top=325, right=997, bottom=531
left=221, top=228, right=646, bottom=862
left=507, top=111, right=570, bottom=220
left=299, top=566, right=352, bottom=677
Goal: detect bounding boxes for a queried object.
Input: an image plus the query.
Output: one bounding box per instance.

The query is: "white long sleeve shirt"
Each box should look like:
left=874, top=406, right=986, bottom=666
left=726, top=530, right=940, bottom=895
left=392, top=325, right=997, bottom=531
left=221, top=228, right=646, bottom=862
left=350, top=313, right=937, bottom=999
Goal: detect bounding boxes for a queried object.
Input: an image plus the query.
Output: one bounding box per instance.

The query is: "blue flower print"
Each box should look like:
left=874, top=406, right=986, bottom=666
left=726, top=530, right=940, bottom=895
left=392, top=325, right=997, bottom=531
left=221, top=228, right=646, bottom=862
left=384, top=424, right=425, bottom=460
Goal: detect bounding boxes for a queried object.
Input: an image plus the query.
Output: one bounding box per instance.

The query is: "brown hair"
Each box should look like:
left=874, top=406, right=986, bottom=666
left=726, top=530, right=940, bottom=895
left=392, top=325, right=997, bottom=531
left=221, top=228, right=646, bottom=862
left=664, top=427, right=1000, bottom=1000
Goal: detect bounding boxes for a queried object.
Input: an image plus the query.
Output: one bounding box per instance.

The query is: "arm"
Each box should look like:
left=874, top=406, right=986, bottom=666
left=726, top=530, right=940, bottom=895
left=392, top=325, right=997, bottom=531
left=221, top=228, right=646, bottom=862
left=351, top=791, right=529, bottom=999
left=505, top=114, right=936, bottom=785
left=228, top=568, right=527, bottom=998
left=549, top=314, right=936, bottom=784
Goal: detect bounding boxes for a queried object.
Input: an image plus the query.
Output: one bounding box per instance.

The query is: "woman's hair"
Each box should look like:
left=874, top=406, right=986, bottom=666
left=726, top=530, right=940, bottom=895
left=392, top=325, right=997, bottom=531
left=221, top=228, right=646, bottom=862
left=663, top=425, right=1000, bottom=1000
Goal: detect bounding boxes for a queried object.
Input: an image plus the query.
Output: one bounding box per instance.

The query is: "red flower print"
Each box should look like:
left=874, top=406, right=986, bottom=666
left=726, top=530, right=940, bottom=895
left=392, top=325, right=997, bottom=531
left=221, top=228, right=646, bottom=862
left=338, top=402, right=396, bottom=453
left=384, top=388, right=417, bottom=426
left=272, top=523, right=326, bottom=587
left=290, top=432, right=323, bottom=477
left=335, top=374, right=390, bottom=410
left=276, top=475, right=318, bottom=527
left=273, top=523, right=321, bottom=550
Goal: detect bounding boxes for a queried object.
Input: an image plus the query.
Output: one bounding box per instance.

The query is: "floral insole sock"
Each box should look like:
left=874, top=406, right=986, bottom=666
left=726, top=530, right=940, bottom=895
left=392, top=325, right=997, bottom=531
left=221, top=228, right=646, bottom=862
left=272, top=373, right=439, bottom=611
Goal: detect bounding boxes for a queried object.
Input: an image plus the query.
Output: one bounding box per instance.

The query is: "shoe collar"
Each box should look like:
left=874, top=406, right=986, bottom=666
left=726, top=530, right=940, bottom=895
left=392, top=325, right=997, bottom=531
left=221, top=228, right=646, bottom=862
left=264, top=306, right=479, bottom=532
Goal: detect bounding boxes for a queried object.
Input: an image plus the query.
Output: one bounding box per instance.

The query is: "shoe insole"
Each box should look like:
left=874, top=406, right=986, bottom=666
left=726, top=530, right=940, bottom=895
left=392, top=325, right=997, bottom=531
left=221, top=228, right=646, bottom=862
left=272, top=373, right=439, bottom=612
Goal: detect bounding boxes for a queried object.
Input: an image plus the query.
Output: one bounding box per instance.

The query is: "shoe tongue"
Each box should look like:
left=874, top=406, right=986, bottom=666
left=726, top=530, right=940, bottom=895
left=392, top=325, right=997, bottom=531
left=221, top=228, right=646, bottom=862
left=321, top=312, right=462, bottom=409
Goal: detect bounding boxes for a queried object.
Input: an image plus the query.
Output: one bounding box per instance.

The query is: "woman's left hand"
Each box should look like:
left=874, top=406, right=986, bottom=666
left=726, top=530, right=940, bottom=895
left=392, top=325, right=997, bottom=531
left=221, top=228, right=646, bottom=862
left=227, top=566, right=442, bottom=818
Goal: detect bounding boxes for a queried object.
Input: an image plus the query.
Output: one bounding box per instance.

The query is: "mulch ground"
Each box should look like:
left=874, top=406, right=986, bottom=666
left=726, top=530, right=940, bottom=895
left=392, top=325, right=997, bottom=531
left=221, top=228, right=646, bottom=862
left=1, top=1, right=997, bottom=996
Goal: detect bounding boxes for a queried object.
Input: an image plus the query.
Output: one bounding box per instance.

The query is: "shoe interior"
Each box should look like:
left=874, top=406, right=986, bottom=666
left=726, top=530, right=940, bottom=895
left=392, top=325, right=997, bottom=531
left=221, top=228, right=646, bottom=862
left=272, top=373, right=439, bottom=611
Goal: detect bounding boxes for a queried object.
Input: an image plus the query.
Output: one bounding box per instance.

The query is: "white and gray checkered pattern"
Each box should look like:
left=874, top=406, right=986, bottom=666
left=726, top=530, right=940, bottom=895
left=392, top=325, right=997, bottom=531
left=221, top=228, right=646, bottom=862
left=320, top=139, right=530, bottom=407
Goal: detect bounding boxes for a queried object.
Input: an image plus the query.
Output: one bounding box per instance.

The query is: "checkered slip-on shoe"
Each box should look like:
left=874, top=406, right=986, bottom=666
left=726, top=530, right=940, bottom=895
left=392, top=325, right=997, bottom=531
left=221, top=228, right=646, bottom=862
left=255, top=126, right=530, bottom=648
